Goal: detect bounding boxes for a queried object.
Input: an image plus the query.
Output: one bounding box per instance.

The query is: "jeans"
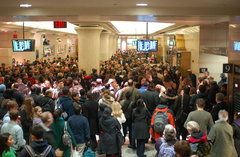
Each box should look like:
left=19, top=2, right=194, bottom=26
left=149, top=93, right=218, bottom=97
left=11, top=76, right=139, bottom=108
left=131, top=122, right=136, bottom=148
left=137, top=139, right=147, bottom=157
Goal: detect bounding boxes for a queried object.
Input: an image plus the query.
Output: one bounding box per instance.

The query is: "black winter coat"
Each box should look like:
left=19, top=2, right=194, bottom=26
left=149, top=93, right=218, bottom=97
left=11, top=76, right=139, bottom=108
left=83, top=99, right=99, bottom=135
left=140, top=90, right=160, bottom=114
left=99, top=116, right=121, bottom=154
left=38, top=96, right=55, bottom=113
left=132, top=107, right=151, bottom=139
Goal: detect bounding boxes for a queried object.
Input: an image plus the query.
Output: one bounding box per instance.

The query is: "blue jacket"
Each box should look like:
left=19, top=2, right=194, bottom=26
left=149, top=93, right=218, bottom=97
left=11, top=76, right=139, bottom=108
left=59, top=96, right=74, bottom=120
left=68, top=114, right=90, bottom=144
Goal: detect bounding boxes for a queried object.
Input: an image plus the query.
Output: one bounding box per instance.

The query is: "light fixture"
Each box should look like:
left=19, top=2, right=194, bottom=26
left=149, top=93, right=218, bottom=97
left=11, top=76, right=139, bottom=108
left=20, top=4, right=32, bottom=8
left=136, top=3, right=148, bottom=6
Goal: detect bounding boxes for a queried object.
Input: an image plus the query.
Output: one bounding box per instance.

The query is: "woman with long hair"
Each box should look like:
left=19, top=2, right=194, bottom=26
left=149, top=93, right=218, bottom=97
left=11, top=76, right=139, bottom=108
left=111, top=101, right=126, bottom=136
left=51, top=108, right=77, bottom=157
left=19, top=96, right=34, bottom=144
left=0, top=133, right=16, bottom=157
left=132, top=99, right=151, bottom=157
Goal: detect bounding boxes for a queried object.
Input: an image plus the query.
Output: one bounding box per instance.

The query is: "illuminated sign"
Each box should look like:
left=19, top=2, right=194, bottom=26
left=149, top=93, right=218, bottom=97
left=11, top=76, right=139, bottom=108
left=54, top=21, right=67, bottom=28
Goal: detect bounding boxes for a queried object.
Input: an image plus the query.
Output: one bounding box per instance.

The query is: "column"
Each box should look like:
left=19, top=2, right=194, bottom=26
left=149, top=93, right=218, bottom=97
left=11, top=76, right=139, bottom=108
left=75, top=26, right=103, bottom=75
left=100, top=31, right=111, bottom=61
left=108, top=33, right=115, bottom=58
left=113, top=35, right=119, bottom=55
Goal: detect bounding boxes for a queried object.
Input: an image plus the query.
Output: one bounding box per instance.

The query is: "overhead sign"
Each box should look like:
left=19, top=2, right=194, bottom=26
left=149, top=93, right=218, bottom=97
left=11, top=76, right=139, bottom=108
left=223, top=64, right=233, bottom=73
left=54, top=21, right=67, bottom=28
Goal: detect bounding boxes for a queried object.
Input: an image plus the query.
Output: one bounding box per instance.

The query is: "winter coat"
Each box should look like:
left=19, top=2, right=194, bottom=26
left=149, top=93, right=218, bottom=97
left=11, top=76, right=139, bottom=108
left=188, top=131, right=208, bottom=153
left=99, top=116, right=121, bottom=154
left=20, top=109, right=33, bottom=143
left=98, top=96, right=115, bottom=108
left=38, top=96, right=55, bottom=113
left=150, top=104, right=175, bottom=141
left=51, top=118, right=77, bottom=157
left=173, top=93, right=191, bottom=123
left=140, top=89, right=160, bottom=114
left=132, top=107, right=151, bottom=140
left=208, top=121, right=237, bottom=157
left=232, top=119, right=240, bottom=156
left=83, top=99, right=99, bottom=135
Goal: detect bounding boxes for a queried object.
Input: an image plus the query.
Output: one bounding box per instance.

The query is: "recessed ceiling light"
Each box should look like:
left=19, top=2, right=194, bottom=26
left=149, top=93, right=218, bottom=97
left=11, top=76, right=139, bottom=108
left=20, top=4, right=32, bottom=8
left=136, top=3, right=148, bottom=6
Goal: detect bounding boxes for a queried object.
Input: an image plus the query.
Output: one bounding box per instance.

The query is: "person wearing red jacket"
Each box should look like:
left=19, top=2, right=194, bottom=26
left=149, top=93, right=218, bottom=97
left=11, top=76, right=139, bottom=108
left=150, top=98, right=176, bottom=142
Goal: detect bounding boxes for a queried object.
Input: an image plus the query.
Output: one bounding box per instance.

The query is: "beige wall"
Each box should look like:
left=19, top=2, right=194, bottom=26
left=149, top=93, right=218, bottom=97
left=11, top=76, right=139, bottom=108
left=184, top=31, right=200, bottom=77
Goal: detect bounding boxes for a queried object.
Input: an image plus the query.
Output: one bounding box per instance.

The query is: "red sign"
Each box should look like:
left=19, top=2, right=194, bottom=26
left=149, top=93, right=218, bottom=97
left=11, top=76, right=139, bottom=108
left=54, top=21, right=67, bottom=28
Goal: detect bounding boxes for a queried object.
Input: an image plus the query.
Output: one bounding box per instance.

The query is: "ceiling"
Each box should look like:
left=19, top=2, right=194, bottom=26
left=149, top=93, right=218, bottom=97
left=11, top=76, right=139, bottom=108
left=0, top=0, right=240, bottom=36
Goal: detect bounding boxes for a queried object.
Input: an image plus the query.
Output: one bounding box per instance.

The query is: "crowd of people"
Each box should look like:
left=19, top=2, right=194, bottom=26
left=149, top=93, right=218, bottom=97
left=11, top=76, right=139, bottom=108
left=0, top=51, right=236, bottom=157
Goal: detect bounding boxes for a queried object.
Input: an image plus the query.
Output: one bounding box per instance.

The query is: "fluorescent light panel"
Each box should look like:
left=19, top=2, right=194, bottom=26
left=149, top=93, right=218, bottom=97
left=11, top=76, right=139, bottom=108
left=111, top=21, right=175, bottom=35
left=20, top=4, right=32, bottom=7
left=136, top=3, right=148, bottom=6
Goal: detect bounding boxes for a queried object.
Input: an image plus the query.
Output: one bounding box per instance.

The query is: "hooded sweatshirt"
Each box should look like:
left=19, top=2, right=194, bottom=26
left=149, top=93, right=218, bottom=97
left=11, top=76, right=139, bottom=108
left=20, top=140, right=56, bottom=157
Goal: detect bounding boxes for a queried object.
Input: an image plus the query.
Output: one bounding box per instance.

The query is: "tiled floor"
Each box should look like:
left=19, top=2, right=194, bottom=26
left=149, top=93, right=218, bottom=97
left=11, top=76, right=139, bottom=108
left=96, top=138, right=157, bottom=157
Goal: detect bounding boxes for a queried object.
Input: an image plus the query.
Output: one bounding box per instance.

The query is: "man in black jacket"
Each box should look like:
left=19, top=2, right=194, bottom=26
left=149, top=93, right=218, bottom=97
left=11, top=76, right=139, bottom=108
left=82, top=92, right=99, bottom=151
left=140, top=83, right=160, bottom=114
left=38, top=89, right=55, bottom=113
left=210, top=93, right=228, bottom=123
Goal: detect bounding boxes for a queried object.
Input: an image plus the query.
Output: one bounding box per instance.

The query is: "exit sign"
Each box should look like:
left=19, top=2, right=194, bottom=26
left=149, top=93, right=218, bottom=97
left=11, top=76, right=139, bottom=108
left=54, top=21, right=67, bottom=28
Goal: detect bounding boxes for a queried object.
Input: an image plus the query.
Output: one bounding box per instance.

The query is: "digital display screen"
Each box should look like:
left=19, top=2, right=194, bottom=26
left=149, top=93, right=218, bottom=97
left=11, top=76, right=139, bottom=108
left=233, top=41, right=240, bottom=51
left=169, top=41, right=174, bottom=46
left=12, top=39, right=35, bottom=52
left=137, top=40, right=158, bottom=52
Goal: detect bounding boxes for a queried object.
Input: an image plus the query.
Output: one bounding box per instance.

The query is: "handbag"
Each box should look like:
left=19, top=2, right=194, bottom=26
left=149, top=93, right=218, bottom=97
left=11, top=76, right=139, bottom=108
left=62, top=121, right=72, bottom=147
left=176, top=95, right=188, bottom=123
left=70, top=149, right=78, bottom=157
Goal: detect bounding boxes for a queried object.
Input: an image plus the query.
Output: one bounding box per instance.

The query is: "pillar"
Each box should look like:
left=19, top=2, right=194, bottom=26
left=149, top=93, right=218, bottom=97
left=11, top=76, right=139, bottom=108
left=75, top=26, right=103, bottom=75
left=108, top=33, right=115, bottom=58
left=113, top=35, right=119, bottom=55
left=100, top=32, right=111, bottom=61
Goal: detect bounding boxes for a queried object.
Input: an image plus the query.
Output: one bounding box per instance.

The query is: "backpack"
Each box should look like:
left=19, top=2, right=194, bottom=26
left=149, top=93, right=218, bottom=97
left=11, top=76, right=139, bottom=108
left=195, top=141, right=212, bottom=157
left=56, top=99, right=68, bottom=119
left=62, top=121, right=72, bottom=147
left=159, top=139, right=175, bottom=157
left=41, top=99, right=52, bottom=112
left=153, top=110, right=169, bottom=134
left=25, top=145, right=52, bottom=157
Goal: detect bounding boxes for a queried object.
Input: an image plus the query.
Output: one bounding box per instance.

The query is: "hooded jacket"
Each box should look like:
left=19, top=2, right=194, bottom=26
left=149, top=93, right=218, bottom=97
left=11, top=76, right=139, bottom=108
left=20, top=140, right=56, bottom=157
left=188, top=131, right=208, bottom=152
